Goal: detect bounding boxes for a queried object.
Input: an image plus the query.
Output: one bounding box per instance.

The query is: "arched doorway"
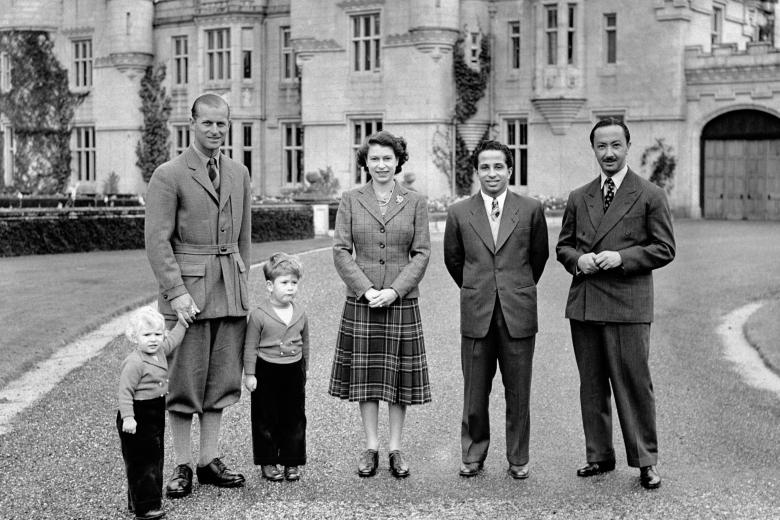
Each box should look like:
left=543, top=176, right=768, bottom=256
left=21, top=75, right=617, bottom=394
left=701, top=109, right=780, bottom=220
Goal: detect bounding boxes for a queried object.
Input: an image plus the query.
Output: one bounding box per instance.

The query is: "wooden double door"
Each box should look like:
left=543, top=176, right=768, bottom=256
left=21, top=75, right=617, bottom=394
left=703, top=139, right=780, bottom=220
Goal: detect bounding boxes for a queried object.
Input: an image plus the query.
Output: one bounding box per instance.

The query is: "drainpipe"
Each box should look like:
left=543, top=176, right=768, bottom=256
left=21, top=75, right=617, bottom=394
left=488, top=0, right=496, bottom=133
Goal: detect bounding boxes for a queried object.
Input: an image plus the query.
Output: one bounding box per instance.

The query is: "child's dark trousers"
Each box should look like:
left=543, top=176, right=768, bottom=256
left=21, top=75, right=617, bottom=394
left=116, top=396, right=165, bottom=515
left=251, top=358, right=307, bottom=466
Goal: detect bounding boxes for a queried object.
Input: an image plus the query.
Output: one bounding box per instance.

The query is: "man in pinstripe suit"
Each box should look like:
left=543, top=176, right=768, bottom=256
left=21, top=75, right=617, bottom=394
left=444, top=140, right=549, bottom=480
left=556, top=119, right=675, bottom=489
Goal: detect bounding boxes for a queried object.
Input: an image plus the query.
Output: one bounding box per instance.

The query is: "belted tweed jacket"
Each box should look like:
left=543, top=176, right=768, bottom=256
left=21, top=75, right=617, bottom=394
left=145, top=146, right=252, bottom=320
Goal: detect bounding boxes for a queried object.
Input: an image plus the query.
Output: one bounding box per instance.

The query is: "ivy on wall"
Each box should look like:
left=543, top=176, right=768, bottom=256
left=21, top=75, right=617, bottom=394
left=452, top=32, right=491, bottom=195
left=641, top=138, right=676, bottom=196
left=136, top=64, right=171, bottom=183
left=0, top=31, right=86, bottom=194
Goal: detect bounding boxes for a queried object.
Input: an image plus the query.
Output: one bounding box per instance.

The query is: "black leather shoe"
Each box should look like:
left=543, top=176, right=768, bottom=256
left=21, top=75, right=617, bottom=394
left=576, top=460, right=616, bottom=477
left=135, top=509, right=165, bottom=520
left=640, top=465, right=661, bottom=489
left=165, top=464, right=193, bottom=499
left=508, top=463, right=529, bottom=480
left=389, top=450, right=410, bottom=479
left=358, top=449, right=379, bottom=477
left=284, top=466, right=301, bottom=481
left=196, top=458, right=245, bottom=487
left=261, top=464, right=284, bottom=482
left=459, top=461, right=484, bottom=477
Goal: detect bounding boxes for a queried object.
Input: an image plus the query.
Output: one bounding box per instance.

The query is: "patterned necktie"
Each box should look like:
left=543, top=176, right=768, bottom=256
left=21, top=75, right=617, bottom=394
left=603, top=177, right=615, bottom=212
left=491, top=198, right=500, bottom=221
left=207, top=157, right=218, bottom=190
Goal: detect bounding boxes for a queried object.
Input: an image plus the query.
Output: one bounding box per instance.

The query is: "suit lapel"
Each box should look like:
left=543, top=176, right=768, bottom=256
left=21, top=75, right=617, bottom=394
left=494, top=191, right=520, bottom=253
left=467, top=194, right=495, bottom=253
left=381, top=183, right=409, bottom=223
left=593, top=169, right=643, bottom=245
left=218, top=154, right=232, bottom=210
left=584, top=178, right=603, bottom=232
left=355, top=182, right=385, bottom=224
left=185, top=147, right=219, bottom=203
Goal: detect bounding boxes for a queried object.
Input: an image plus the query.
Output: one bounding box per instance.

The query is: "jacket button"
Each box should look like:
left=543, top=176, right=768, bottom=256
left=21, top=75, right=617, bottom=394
left=379, top=243, right=385, bottom=248
left=379, top=259, right=385, bottom=265
left=379, top=227, right=385, bottom=233
left=220, top=245, right=227, bottom=253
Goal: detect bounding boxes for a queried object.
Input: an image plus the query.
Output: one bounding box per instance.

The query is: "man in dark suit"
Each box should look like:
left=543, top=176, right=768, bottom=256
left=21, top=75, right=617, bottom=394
left=146, top=93, right=251, bottom=499
left=444, top=140, right=548, bottom=479
left=556, top=118, right=675, bottom=489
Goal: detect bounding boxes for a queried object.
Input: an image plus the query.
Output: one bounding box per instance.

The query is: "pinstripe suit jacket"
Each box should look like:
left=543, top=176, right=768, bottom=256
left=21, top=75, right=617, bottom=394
left=443, top=190, right=549, bottom=339
left=333, top=181, right=430, bottom=299
left=145, top=146, right=252, bottom=320
left=556, top=169, right=675, bottom=323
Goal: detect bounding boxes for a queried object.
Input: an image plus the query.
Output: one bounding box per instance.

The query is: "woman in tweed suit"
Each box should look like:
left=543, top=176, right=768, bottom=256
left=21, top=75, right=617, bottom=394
left=329, top=130, right=431, bottom=479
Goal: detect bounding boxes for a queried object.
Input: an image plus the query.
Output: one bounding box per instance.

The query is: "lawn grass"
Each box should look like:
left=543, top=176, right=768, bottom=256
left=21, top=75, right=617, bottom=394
left=0, top=237, right=332, bottom=390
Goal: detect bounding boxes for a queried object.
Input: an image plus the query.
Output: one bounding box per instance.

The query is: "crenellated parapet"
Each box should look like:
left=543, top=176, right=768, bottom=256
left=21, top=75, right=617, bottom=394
left=685, top=43, right=780, bottom=84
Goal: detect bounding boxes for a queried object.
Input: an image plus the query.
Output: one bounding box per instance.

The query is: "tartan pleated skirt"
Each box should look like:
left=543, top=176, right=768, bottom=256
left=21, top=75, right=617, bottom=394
left=329, top=296, right=431, bottom=405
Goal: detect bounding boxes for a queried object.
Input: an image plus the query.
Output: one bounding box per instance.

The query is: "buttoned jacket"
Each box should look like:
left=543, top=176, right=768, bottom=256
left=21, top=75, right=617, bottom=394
left=333, top=182, right=430, bottom=299
left=243, top=300, right=309, bottom=374
left=556, top=169, right=676, bottom=323
left=145, top=146, right=252, bottom=320
left=444, top=190, right=549, bottom=339
left=117, top=324, right=186, bottom=419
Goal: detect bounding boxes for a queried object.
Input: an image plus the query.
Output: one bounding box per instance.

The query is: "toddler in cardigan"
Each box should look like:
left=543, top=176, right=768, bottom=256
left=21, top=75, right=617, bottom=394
left=117, top=307, right=188, bottom=520
left=243, top=252, right=310, bottom=482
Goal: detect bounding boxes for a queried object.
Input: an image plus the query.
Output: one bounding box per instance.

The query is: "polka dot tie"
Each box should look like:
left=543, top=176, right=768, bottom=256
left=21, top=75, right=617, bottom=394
left=603, top=177, right=615, bottom=212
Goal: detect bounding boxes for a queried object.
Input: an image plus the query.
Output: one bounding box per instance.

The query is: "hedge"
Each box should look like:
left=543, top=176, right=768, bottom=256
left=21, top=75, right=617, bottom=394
left=0, top=205, right=314, bottom=257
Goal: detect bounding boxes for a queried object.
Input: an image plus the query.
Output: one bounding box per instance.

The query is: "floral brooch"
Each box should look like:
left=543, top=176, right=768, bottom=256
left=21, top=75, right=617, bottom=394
left=396, top=195, right=404, bottom=204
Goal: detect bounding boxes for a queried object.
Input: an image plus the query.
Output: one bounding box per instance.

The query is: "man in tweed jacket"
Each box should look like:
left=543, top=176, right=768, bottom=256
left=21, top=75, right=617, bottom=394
left=145, top=93, right=250, bottom=497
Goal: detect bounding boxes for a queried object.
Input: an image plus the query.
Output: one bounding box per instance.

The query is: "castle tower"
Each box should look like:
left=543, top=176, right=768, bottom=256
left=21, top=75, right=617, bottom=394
left=92, top=0, right=154, bottom=194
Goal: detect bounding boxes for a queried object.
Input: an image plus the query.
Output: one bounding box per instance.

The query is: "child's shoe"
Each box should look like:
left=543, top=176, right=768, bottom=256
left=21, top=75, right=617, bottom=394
left=284, top=466, right=301, bottom=481
left=261, top=464, right=284, bottom=482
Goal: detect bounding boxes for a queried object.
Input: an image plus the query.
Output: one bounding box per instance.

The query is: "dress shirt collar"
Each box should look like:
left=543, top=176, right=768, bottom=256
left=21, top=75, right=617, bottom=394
left=191, top=144, right=221, bottom=173
left=480, top=189, right=507, bottom=214
left=600, top=165, right=628, bottom=192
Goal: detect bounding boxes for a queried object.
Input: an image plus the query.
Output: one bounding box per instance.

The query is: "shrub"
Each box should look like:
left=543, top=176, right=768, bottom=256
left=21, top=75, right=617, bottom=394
left=0, top=205, right=315, bottom=256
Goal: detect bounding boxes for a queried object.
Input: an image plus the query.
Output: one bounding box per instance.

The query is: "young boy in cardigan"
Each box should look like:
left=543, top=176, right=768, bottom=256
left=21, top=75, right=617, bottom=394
left=117, top=307, right=188, bottom=520
left=243, top=252, right=309, bottom=482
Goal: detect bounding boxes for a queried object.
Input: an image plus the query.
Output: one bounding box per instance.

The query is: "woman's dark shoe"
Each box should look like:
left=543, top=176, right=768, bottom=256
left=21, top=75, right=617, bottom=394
left=284, top=466, right=301, bottom=481
left=261, top=464, right=284, bottom=482
left=357, top=449, right=379, bottom=477
left=388, top=450, right=410, bottom=479
left=165, top=464, right=193, bottom=498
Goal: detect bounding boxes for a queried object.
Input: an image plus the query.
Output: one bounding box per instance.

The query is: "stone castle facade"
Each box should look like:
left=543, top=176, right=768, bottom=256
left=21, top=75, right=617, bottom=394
left=1, top=0, right=779, bottom=219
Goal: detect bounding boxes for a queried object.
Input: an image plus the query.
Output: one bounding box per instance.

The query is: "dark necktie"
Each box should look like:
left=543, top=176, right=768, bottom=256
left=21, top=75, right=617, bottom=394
left=603, top=177, right=615, bottom=212
left=491, top=198, right=500, bottom=221
left=207, top=157, right=218, bottom=190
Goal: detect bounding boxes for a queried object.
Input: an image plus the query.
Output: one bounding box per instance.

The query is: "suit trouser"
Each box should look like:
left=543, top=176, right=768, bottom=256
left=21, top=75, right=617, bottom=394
left=250, top=358, right=307, bottom=466
left=166, top=317, right=246, bottom=414
left=570, top=320, right=658, bottom=468
left=461, top=300, right=535, bottom=466
left=117, top=397, right=165, bottom=515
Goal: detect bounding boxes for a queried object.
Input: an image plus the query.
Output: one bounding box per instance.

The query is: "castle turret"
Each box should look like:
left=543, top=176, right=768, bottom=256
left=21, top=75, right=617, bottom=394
left=92, top=0, right=155, bottom=194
